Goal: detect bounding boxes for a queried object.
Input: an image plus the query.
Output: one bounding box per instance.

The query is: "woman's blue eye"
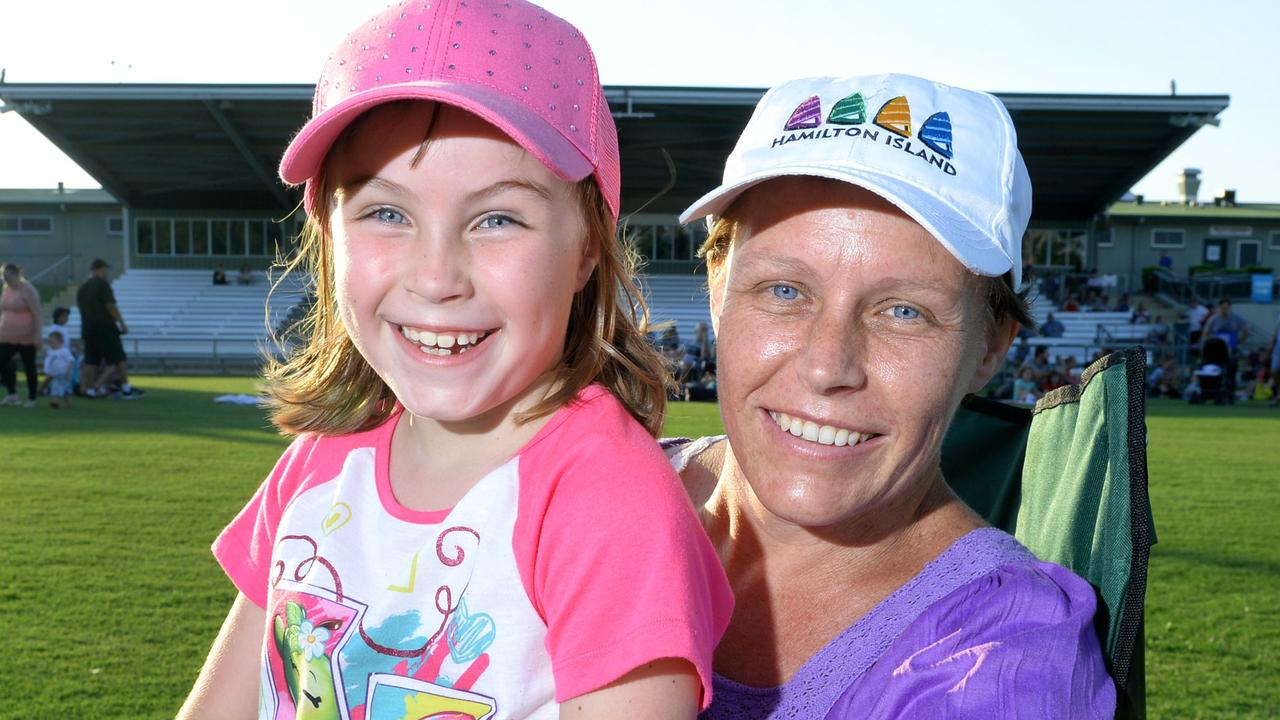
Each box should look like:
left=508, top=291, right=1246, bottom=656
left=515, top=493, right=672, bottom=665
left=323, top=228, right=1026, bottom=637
left=891, top=305, right=921, bottom=320
left=372, top=207, right=406, bottom=224
left=770, top=285, right=799, bottom=301
left=476, top=214, right=516, bottom=229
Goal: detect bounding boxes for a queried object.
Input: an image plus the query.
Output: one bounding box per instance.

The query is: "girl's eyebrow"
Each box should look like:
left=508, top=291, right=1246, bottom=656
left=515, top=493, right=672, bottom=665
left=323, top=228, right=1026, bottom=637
left=336, top=176, right=554, bottom=204
left=463, top=178, right=554, bottom=204
left=337, top=175, right=409, bottom=199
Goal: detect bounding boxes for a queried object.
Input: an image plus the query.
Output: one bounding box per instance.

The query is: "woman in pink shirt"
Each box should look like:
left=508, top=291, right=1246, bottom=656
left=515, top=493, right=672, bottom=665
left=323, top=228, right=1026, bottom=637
left=0, top=263, right=43, bottom=408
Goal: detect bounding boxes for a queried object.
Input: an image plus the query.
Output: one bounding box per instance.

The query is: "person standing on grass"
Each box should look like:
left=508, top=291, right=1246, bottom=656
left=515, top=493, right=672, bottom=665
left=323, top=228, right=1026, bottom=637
left=1268, top=310, right=1280, bottom=407
left=0, top=262, right=42, bottom=408
left=178, top=2, right=731, bottom=718
left=76, top=258, right=141, bottom=399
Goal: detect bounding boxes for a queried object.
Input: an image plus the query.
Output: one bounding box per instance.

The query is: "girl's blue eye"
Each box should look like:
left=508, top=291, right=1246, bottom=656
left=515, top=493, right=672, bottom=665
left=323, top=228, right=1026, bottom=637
left=770, top=285, right=799, bottom=301
left=372, top=207, right=406, bottom=224
left=891, top=305, right=921, bottom=320
left=476, top=214, right=516, bottom=229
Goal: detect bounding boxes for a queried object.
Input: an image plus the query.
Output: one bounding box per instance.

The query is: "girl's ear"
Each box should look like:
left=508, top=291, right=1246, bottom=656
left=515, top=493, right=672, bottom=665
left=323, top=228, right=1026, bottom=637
left=574, top=231, right=600, bottom=291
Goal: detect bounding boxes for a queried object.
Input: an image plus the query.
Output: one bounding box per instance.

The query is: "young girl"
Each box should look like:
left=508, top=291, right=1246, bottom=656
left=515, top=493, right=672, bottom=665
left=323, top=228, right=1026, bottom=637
left=178, top=3, right=732, bottom=719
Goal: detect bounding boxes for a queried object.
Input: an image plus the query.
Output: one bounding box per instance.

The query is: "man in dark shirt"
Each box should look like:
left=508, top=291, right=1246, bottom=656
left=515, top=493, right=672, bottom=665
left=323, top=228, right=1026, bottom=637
left=1039, top=312, right=1065, bottom=338
left=77, top=258, right=141, bottom=398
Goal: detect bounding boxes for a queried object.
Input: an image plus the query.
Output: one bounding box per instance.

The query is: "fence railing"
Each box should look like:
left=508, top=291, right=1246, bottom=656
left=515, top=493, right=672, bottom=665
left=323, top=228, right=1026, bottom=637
left=26, top=255, right=74, bottom=284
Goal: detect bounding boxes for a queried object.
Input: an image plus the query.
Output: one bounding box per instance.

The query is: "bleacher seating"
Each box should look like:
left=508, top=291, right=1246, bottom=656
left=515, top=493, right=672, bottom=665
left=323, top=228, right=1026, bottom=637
left=1021, top=304, right=1153, bottom=363
left=63, top=269, right=307, bottom=362
left=639, top=274, right=713, bottom=339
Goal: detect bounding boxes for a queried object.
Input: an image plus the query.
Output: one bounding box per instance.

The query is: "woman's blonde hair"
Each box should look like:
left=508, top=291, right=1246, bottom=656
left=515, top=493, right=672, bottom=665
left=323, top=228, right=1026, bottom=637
left=264, top=143, right=671, bottom=437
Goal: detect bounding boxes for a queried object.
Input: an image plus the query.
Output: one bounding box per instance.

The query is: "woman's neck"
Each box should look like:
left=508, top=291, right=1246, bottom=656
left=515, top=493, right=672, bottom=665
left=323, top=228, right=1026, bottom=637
left=694, top=439, right=983, bottom=686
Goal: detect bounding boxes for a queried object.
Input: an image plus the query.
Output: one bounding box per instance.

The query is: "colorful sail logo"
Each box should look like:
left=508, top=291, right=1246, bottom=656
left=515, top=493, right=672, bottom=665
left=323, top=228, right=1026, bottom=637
left=873, top=96, right=912, bottom=138
left=778, top=92, right=957, bottom=162
left=827, top=92, right=867, bottom=125
left=784, top=95, right=823, bottom=130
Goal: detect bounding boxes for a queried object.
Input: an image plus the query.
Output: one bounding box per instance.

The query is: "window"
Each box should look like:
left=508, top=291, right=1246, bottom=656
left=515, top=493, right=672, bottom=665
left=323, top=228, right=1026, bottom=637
left=247, top=220, right=267, bottom=257
left=136, top=220, right=155, bottom=254
left=106, top=216, right=124, bottom=235
left=1024, top=228, right=1088, bottom=267
left=135, top=216, right=284, bottom=256
left=1237, top=240, right=1261, bottom=268
left=623, top=222, right=707, bottom=262
left=1096, top=229, right=1114, bottom=247
left=1270, top=231, right=1280, bottom=251
left=192, top=220, right=209, bottom=255
left=1151, top=228, right=1185, bottom=248
left=0, top=215, right=53, bottom=234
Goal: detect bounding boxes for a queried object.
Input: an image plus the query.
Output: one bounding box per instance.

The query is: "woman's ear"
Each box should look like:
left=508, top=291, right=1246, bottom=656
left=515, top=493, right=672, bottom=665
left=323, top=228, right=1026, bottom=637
left=707, top=264, right=728, bottom=338
left=967, top=316, right=1020, bottom=394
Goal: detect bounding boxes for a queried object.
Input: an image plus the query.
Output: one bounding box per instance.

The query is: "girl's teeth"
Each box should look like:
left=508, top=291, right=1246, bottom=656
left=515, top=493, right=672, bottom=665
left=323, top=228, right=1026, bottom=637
left=401, top=326, right=489, bottom=352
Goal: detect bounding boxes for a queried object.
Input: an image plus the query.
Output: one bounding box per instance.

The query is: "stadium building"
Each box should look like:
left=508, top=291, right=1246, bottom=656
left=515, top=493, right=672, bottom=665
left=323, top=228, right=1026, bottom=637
left=1, top=82, right=1251, bottom=368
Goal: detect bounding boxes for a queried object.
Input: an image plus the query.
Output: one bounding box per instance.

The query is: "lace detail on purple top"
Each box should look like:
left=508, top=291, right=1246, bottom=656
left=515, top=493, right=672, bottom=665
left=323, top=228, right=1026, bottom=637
left=701, top=528, right=1033, bottom=720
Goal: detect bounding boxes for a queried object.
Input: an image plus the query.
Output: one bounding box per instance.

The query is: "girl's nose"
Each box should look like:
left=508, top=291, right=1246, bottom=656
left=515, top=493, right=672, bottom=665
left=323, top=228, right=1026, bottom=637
left=406, top=232, right=473, bottom=304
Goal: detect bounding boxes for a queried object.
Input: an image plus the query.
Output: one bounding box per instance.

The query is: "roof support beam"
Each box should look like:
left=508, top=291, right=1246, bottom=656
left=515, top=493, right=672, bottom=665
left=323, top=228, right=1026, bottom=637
left=6, top=110, right=135, bottom=205
left=202, top=99, right=293, bottom=212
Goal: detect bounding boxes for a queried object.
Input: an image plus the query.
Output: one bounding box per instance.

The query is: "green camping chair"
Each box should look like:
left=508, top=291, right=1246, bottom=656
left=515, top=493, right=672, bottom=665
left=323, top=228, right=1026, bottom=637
left=942, top=347, right=1154, bottom=720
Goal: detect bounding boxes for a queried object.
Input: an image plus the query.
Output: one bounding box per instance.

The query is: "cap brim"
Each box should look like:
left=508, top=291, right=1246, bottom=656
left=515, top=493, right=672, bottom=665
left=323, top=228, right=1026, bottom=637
left=678, top=164, right=1017, bottom=282
left=280, top=81, right=593, bottom=186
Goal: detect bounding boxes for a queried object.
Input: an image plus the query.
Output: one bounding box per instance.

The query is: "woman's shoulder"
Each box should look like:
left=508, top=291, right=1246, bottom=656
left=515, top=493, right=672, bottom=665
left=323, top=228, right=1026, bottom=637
left=823, top=532, right=1116, bottom=718
left=660, top=435, right=725, bottom=507
left=923, top=529, right=1099, bottom=629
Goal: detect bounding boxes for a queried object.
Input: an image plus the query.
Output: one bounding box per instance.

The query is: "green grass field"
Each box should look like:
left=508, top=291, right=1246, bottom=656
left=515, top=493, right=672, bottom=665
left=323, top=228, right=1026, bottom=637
left=1, top=376, right=1277, bottom=718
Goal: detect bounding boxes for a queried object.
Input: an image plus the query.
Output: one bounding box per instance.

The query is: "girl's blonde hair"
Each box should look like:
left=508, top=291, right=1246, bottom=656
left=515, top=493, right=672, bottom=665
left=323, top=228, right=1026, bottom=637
left=264, top=154, right=671, bottom=438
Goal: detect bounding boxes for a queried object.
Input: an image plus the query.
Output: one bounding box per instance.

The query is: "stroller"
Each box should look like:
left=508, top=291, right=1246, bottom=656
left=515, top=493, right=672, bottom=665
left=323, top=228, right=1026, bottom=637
left=1191, top=336, right=1232, bottom=404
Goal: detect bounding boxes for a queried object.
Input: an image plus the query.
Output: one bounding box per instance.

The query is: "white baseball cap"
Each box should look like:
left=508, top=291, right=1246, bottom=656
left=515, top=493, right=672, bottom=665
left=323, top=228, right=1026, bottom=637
left=680, top=73, right=1031, bottom=287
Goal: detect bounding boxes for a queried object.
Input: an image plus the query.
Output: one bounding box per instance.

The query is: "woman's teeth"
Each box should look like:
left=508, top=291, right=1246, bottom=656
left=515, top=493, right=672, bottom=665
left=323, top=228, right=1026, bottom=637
left=400, top=326, right=489, bottom=356
left=769, top=411, right=871, bottom=447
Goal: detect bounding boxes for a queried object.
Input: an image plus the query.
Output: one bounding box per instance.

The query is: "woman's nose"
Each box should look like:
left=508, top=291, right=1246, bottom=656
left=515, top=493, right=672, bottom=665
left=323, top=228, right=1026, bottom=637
left=796, top=321, right=867, bottom=395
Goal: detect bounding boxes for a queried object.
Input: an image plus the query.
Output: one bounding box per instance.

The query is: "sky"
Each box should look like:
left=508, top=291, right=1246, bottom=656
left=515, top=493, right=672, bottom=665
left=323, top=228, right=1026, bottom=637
left=2, top=0, right=1277, bottom=203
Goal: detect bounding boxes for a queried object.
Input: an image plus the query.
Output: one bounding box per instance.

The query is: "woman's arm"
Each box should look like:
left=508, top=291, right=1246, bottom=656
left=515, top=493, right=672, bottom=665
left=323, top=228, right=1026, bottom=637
left=560, top=658, right=701, bottom=720
left=176, top=592, right=264, bottom=720
left=23, top=283, right=42, bottom=345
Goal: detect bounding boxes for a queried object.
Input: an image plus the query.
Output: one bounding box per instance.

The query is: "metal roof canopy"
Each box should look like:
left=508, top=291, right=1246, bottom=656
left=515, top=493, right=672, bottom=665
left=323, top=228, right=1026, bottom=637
left=0, top=83, right=1229, bottom=221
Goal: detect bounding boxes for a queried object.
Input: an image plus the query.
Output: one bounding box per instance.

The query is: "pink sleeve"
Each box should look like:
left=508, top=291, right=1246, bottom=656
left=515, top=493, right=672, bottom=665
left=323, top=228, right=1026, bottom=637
left=515, top=391, right=734, bottom=709
left=212, top=434, right=329, bottom=608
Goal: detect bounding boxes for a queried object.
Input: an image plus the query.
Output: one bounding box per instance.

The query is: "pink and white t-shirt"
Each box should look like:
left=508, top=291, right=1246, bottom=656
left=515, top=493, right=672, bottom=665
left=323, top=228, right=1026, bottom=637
left=215, top=385, right=733, bottom=720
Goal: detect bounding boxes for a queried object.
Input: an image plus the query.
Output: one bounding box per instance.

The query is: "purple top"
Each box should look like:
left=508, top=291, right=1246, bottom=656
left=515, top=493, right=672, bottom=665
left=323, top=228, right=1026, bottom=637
left=702, top=527, right=1116, bottom=719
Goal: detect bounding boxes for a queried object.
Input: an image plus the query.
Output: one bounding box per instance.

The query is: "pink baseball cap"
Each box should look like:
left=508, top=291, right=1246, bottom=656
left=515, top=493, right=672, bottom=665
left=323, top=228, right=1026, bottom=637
left=280, top=0, right=621, bottom=219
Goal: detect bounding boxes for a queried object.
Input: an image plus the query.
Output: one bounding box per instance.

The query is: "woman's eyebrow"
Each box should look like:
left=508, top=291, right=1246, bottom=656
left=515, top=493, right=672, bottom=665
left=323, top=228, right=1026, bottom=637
left=732, top=252, right=815, bottom=278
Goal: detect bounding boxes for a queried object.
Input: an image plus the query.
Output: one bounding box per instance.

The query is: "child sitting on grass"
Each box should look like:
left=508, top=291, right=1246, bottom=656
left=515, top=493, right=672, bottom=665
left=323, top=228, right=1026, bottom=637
left=43, top=330, right=74, bottom=409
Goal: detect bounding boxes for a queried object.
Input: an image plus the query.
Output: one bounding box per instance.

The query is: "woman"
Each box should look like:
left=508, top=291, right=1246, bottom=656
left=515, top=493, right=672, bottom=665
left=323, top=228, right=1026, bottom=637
left=0, top=263, right=43, bottom=408
left=670, top=74, right=1115, bottom=718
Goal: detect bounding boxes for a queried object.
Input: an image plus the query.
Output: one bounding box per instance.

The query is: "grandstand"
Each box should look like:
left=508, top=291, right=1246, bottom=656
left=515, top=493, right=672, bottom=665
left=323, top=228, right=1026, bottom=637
left=1022, top=286, right=1156, bottom=363
left=640, top=273, right=712, bottom=339
left=58, top=269, right=307, bottom=371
